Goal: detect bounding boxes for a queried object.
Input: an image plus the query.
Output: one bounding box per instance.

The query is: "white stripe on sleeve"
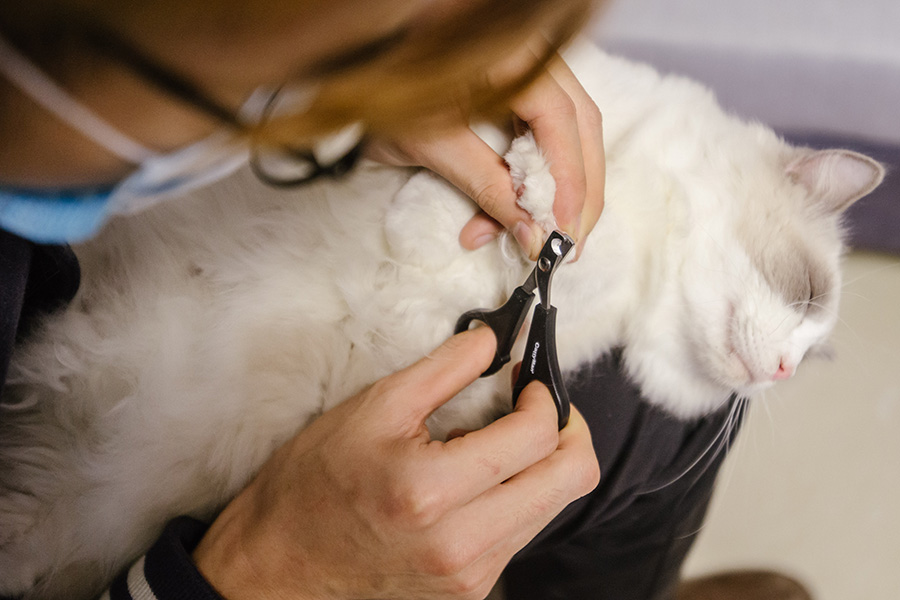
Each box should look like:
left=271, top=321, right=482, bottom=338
left=126, top=556, right=160, bottom=600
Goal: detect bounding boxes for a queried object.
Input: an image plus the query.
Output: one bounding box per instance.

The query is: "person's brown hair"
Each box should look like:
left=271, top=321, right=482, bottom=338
left=269, top=0, right=599, bottom=141
left=1, top=0, right=599, bottom=143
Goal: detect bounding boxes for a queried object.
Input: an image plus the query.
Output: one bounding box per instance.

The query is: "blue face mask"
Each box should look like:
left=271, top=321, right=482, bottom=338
left=0, top=32, right=362, bottom=245
left=0, top=33, right=253, bottom=245
left=0, top=186, right=114, bottom=245
left=0, top=132, right=250, bottom=244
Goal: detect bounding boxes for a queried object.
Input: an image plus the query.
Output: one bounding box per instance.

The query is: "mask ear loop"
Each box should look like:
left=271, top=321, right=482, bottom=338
left=248, top=85, right=365, bottom=188
left=0, top=33, right=160, bottom=165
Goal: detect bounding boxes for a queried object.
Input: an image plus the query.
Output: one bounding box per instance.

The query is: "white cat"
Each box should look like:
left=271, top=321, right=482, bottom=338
left=0, top=42, right=884, bottom=598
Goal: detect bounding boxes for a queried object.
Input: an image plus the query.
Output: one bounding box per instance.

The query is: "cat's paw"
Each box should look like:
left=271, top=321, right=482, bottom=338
left=505, top=131, right=557, bottom=234
left=385, top=130, right=558, bottom=269
left=385, top=171, right=476, bottom=268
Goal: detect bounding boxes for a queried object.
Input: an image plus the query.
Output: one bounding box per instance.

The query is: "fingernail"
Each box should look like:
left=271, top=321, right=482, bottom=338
left=471, top=232, right=497, bottom=250
left=513, top=222, right=537, bottom=257
left=572, top=238, right=586, bottom=263
left=563, top=215, right=582, bottom=243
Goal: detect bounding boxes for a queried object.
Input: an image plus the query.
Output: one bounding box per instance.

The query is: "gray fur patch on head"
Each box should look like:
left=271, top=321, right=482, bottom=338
left=742, top=230, right=832, bottom=315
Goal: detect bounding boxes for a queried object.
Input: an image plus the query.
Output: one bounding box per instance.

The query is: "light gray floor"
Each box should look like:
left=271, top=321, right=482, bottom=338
left=684, top=251, right=900, bottom=599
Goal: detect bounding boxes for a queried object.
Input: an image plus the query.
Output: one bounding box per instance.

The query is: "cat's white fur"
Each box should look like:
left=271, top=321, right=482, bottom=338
left=0, top=42, right=884, bottom=598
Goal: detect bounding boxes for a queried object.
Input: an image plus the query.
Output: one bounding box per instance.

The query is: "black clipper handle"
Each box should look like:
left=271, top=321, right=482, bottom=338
left=512, top=304, right=570, bottom=430
left=454, top=287, right=534, bottom=377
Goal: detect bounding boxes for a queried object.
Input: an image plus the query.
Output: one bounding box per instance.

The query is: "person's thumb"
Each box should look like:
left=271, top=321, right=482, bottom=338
left=386, top=327, right=498, bottom=426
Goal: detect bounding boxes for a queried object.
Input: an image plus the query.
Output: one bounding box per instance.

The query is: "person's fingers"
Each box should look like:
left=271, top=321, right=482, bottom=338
left=366, top=54, right=607, bottom=260
left=510, top=67, right=586, bottom=241
left=381, top=327, right=497, bottom=429
left=435, top=398, right=599, bottom=557
left=369, top=127, right=545, bottom=258
left=545, top=58, right=606, bottom=255
left=392, top=398, right=597, bottom=592
left=408, top=380, right=561, bottom=508
left=416, top=128, right=548, bottom=257
left=459, top=210, right=503, bottom=251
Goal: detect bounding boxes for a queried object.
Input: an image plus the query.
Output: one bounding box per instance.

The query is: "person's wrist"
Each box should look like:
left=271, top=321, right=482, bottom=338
left=192, top=497, right=263, bottom=598
left=192, top=485, right=318, bottom=600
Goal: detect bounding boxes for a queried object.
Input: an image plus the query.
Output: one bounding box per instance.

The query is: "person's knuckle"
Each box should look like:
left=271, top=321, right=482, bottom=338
left=420, top=540, right=471, bottom=577
left=443, top=330, right=494, bottom=374
left=447, top=569, right=492, bottom=599
left=382, top=485, right=438, bottom=530
left=463, top=177, right=511, bottom=216
left=441, top=330, right=471, bottom=355
left=528, top=413, right=560, bottom=458
left=582, top=102, right=603, bottom=130
left=577, top=454, right=602, bottom=493
left=406, top=489, right=444, bottom=528
left=537, top=428, right=560, bottom=459
left=365, top=375, right=395, bottom=403
left=561, top=166, right=588, bottom=201
left=557, top=435, right=601, bottom=495
left=389, top=137, right=428, bottom=165
left=382, top=476, right=444, bottom=528
left=549, top=92, right=578, bottom=119
left=515, top=486, right=566, bottom=525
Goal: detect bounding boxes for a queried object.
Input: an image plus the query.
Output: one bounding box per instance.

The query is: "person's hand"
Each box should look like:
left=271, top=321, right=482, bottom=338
left=192, top=327, right=600, bottom=600
left=365, top=56, right=605, bottom=260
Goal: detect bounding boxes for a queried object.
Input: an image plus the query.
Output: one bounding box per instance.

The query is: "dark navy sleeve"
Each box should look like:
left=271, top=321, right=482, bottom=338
left=0, top=230, right=32, bottom=389
left=105, top=518, right=225, bottom=600
left=0, top=229, right=80, bottom=392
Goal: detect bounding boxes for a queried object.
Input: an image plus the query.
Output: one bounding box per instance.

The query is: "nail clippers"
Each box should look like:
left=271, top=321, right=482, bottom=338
left=454, top=230, right=574, bottom=429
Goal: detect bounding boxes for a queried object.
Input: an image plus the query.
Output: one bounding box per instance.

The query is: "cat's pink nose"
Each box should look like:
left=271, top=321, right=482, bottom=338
left=773, top=360, right=794, bottom=381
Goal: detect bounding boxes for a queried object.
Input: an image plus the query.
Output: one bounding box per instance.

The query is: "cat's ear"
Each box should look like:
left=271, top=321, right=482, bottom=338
left=786, top=149, right=885, bottom=214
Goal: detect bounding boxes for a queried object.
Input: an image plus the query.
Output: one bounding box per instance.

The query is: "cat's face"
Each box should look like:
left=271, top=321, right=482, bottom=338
left=677, top=137, right=883, bottom=404
left=682, top=216, right=841, bottom=401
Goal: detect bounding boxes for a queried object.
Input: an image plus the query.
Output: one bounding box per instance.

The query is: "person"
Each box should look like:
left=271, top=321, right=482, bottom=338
left=0, top=1, right=811, bottom=599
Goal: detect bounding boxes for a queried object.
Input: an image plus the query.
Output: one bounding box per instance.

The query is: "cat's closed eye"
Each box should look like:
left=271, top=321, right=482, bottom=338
left=804, top=264, right=834, bottom=317
left=803, top=272, right=815, bottom=313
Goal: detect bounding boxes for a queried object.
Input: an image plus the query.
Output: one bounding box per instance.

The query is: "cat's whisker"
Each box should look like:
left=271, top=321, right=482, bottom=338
left=637, top=395, right=746, bottom=495
left=695, top=222, right=741, bottom=273
left=836, top=290, right=873, bottom=303
left=768, top=313, right=795, bottom=336
left=722, top=396, right=747, bottom=459
left=696, top=395, right=747, bottom=487
left=679, top=396, right=750, bottom=538
left=839, top=260, right=900, bottom=289
left=798, top=299, right=855, bottom=340
left=809, top=290, right=831, bottom=305
left=805, top=301, right=835, bottom=315
left=832, top=291, right=873, bottom=343
left=756, top=390, right=776, bottom=434
left=819, top=309, right=858, bottom=342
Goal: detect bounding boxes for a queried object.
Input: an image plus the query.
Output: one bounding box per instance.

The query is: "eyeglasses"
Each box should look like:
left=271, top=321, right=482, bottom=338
left=81, top=26, right=365, bottom=187
left=248, top=86, right=365, bottom=187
